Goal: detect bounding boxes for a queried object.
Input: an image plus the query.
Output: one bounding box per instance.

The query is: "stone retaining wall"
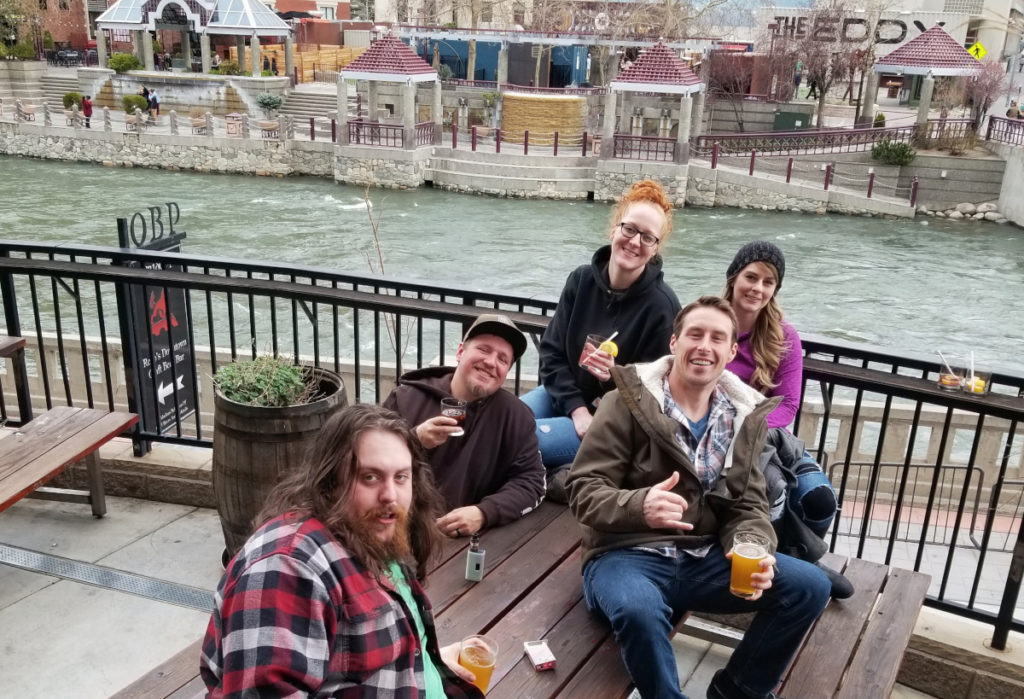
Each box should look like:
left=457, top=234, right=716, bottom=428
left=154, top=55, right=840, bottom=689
left=335, top=144, right=431, bottom=189
left=0, top=121, right=334, bottom=176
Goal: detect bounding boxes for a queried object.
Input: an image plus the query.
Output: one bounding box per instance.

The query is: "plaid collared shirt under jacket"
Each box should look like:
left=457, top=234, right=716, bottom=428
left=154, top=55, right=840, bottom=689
left=201, top=514, right=482, bottom=699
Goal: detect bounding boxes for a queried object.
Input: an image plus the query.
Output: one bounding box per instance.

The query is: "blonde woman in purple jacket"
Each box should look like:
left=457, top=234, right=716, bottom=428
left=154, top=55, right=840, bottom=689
left=723, top=241, right=802, bottom=430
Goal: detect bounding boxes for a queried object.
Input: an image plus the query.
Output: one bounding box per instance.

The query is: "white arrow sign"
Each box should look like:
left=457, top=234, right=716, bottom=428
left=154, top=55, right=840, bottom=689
left=157, top=375, right=186, bottom=405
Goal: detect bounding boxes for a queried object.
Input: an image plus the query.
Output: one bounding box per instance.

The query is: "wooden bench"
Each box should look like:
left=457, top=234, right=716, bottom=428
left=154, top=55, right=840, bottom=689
left=116, top=503, right=929, bottom=698
left=0, top=405, right=138, bottom=517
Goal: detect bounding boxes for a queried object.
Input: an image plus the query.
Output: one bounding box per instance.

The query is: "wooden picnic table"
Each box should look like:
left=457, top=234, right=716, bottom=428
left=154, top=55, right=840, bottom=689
left=0, top=405, right=138, bottom=516
left=113, top=500, right=929, bottom=698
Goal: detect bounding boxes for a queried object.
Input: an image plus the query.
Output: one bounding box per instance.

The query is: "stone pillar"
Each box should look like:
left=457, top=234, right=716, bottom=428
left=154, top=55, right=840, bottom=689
left=200, top=34, right=212, bottom=74
left=601, top=89, right=617, bottom=159
left=96, top=29, right=108, bottom=69
left=236, top=36, right=246, bottom=71
left=916, top=73, right=934, bottom=125
left=103, top=106, right=111, bottom=132
left=169, top=109, right=178, bottom=135
left=368, top=81, right=379, bottom=121
left=134, top=30, right=145, bottom=63
left=467, top=39, right=477, bottom=81
left=497, top=45, right=509, bottom=85
left=285, top=35, right=295, bottom=83
left=250, top=34, right=261, bottom=77
left=432, top=79, right=442, bottom=143
left=676, top=94, right=692, bottom=164
left=403, top=81, right=416, bottom=149
left=692, top=91, right=705, bottom=137
left=182, top=31, right=192, bottom=70
left=337, top=75, right=350, bottom=145
left=142, top=31, right=154, bottom=71
left=859, top=71, right=880, bottom=126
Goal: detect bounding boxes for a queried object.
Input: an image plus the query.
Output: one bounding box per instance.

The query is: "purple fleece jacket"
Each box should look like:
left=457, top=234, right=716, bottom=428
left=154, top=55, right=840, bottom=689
left=727, top=321, right=803, bottom=429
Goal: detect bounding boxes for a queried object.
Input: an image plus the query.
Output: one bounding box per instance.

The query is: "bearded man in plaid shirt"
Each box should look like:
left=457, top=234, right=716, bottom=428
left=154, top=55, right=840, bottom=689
left=201, top=404, right=482, bottom=698
left=566, top=297, right=830, bottom=699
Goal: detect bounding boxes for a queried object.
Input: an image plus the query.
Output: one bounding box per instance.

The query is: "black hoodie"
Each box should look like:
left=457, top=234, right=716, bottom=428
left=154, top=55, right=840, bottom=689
left=537, top=245, right=681, bottom=416
left=383, top=366, right=545, bottom=528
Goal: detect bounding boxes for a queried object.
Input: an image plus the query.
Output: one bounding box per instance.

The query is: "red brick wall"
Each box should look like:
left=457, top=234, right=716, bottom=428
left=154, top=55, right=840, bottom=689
left=38, top=4, right=90, bottom=48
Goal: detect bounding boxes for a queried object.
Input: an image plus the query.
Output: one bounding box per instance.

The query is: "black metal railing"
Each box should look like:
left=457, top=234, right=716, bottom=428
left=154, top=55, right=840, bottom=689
left=986, top=116, right=1024, bottom=146
left=690, top=118, right=976, bottom=158
left=613, top=133, right=676, bottom=161
left=1, top=239, right=1022, bottom=645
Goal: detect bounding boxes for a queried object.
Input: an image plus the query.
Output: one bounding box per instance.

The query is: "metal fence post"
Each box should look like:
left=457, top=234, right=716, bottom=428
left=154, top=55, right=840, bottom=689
left=910, top=176, right=919, bottom=206
left=452, top=123, right=457, bottom=149
left=749, top=149, right=756, bottom=176
left=986, top=117, right=995, bottom=141
left=712, top=142, right=719, bottom=169
left=867, top=169, right=875, bottom=198
left=309, top=117, right=315, bottom=141
left=824, top=164, right=832, bottom=190
left=786, top=157, right=793, bottom=183
left=554, top=131, right=559, bottom=156
left=524, top=130, right=529, bottom=155
left=496, top=128, right=501, bottom=153
left=331, top=118, right=336, bottom=143
left=471, top=126, right=477, bottom=151
left=582, top=130, right=588, bottom=156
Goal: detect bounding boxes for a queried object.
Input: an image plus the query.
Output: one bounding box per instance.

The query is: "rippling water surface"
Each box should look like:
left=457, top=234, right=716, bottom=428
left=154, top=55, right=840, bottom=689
left=2, top=156, right=1023, bottom=372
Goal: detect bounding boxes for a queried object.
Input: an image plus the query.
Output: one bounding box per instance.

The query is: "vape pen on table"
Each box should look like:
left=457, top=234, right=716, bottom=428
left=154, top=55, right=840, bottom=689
left=465, top=532, right=485, bottom=582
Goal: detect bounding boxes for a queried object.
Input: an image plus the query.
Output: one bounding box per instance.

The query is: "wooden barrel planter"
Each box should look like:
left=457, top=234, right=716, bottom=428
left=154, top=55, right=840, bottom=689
left=212, top=366, right=347, bottom=557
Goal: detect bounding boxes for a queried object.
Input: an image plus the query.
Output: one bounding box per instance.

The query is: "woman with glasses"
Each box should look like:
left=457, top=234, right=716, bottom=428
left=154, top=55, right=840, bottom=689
left=522, top=179, right=681, bottom=501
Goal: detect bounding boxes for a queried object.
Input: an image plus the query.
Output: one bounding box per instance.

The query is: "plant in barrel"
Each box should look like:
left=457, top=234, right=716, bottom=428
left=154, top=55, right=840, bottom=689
left=212, top=355, right=346, bottom=564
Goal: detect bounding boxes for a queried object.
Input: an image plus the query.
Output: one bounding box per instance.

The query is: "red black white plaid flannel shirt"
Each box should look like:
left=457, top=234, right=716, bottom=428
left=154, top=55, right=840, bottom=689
left=200, top=514, right=482, bottom=698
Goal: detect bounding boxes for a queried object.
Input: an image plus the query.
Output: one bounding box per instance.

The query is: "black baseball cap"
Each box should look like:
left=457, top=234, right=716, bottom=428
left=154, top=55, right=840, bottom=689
left=462, top=314, right=528, bottom=362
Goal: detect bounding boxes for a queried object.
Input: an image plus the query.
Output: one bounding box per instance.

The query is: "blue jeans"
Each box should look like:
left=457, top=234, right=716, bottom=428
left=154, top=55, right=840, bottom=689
left=583, top=547, right=830, bottom=699
left=790, top=466, right=837, bottom=537
left=521, top=386, right=581, bottom=469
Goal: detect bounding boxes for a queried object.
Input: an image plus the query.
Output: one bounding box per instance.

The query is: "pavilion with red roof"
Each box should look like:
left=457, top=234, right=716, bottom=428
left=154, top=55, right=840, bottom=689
left=871, top=25, right=982, bottom=125
left=873, top=25, right=983, bottom=77
left=337, top=34, right=440, bottom=150
left=601, top=42, right=705, bottom=164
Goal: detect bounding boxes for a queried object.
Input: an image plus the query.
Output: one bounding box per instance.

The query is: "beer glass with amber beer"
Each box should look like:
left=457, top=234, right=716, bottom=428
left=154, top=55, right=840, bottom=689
left=729, top=532, right=770, bottom=598
left=458, top=634, right=498, bottom=693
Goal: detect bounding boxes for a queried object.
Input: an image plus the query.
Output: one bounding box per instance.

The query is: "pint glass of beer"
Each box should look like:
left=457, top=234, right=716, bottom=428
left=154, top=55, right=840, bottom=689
left=459, top=634, right=498, bottom=693
left=729, top=532, right=770, bottom=598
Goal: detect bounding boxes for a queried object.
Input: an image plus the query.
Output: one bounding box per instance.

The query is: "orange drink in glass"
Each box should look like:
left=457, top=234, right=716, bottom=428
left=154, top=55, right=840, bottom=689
left=458, top=634, right=497, bottom=693
left=729, top=532, right=769, bottom=598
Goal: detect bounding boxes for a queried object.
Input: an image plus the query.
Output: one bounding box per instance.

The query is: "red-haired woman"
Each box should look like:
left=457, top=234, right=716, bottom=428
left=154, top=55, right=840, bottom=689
left=523, top=179, right=681, bottom=499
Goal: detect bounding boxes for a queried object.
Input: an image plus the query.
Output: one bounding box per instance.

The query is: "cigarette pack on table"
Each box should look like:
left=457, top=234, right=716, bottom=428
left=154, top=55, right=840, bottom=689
left=523, top=640, right=556, bottom=671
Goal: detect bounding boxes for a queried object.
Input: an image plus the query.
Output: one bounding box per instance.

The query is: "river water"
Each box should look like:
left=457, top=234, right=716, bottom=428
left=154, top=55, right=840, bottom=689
left=2, top=155, right=1023, bottom=373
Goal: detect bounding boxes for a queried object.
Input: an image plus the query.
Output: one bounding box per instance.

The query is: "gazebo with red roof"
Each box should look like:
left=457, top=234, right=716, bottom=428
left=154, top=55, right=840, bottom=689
left=337, top=34, right=440, bottom=149
left=873, top=25, right=983, bottom=77
left=871, top=25, right=982, bottom=128
left=602, top=42, right=705, bottom=163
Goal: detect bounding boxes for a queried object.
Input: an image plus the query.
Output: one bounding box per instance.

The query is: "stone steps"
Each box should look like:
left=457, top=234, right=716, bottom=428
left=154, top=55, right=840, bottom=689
left=280, top=91, right=355, bottom=122
left=40, top=74, right=81, bottom=111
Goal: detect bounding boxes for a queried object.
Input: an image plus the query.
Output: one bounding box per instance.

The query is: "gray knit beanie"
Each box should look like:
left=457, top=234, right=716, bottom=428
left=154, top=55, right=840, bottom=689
left=726, top=241, right=786, bottom=288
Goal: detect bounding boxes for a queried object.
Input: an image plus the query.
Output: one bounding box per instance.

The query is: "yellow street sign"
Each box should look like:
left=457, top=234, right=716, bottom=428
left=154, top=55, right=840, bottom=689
left=968, top=42, right=987, bottom=60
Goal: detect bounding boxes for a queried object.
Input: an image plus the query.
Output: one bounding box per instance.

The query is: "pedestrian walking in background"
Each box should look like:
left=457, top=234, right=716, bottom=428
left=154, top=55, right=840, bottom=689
left=82, top=95, right=92, bottom=128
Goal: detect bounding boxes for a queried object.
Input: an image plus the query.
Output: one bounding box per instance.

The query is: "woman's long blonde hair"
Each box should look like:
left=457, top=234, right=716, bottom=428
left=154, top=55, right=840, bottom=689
left=723, top=262, right=786, bottom=392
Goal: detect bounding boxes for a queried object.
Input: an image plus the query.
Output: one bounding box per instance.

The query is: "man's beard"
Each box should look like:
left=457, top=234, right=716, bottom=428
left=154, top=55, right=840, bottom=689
left=346, top=505, right=412, bottom=567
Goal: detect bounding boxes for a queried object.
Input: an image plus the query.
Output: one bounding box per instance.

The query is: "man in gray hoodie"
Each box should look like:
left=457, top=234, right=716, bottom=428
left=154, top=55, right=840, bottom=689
left=384, top=314, right=545, bottom=537
left=567, top=296, right=830, bottom=699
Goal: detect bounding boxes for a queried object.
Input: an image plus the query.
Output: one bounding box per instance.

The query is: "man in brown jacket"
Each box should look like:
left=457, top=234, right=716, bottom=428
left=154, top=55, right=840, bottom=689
left=566, top=296, right=829, bottom=699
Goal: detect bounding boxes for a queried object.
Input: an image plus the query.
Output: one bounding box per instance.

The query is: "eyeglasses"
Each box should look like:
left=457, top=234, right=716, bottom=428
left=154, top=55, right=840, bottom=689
left=617, top=222, right=661, bottom=248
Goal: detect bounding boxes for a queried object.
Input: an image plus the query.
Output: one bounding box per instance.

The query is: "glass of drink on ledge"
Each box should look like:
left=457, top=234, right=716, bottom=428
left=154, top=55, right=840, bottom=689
left=441, top=397, right=467, bottom=437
